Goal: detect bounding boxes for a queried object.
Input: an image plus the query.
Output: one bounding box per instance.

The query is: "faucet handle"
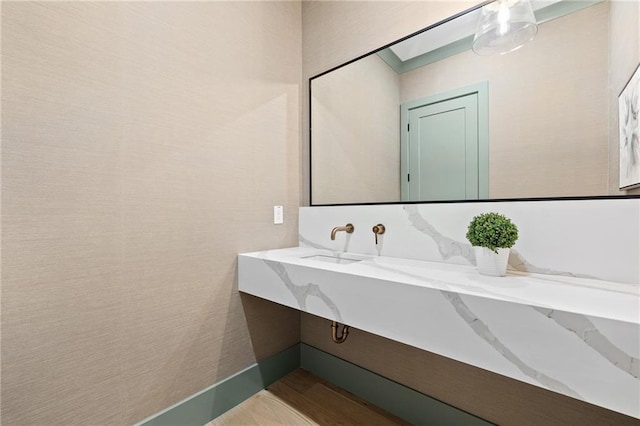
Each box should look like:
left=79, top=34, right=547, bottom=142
left=372, top=224, right=386, bottom=244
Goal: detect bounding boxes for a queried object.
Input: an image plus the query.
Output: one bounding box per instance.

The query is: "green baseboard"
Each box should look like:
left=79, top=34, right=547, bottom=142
left=135, top=342, right=491, bottom=426
left=134, top=344, right=300, bottom=426
left=300, top=343, right=492, bottom=426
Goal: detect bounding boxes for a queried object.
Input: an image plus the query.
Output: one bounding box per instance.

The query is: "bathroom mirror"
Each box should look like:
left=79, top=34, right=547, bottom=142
left=310, top=0, right=634, bottom=205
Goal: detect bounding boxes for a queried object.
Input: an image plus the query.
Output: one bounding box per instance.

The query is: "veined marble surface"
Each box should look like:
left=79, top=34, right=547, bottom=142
left=299, top=199, right=640, bottom=285
left=238, top=247, right=640, bottom=418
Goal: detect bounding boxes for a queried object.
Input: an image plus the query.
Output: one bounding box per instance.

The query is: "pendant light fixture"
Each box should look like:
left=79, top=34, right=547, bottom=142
left=472, top=0, right=538, bottom=56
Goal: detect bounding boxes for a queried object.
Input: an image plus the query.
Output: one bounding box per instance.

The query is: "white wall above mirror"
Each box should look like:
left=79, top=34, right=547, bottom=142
left=309, top=0, right=640, bottom=205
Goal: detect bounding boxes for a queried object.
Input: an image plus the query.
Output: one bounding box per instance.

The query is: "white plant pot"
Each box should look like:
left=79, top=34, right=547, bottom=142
left=474, top=246, right=510, bottom=277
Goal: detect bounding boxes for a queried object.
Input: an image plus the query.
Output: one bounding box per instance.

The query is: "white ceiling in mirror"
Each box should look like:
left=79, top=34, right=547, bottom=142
left=389, top=0, right=569, bottom=62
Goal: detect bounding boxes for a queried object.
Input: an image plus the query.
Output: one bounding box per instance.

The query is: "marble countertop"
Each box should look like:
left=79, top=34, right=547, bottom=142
left=242, top=246, right=639, bottom=325
left=239, top=246, right=639, bottom=417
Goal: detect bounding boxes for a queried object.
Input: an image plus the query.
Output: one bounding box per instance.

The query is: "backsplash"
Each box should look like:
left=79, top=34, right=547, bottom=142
left=299, top=198, right=640, bottom=285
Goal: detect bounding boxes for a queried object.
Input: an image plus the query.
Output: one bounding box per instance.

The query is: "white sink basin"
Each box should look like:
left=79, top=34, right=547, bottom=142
left=301, top=254, right=367, bottom=264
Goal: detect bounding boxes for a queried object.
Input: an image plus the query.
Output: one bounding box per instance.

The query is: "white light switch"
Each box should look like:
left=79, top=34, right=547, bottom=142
left=273, top=205, right=284, bottom=224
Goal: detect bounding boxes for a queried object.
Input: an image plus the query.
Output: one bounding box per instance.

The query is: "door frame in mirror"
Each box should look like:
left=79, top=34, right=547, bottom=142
left=400, top=81, right=489, bottom=202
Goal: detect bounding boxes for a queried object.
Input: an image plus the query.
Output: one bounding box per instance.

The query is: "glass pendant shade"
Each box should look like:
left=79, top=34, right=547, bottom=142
left=472, top=0, right=538, bottom=56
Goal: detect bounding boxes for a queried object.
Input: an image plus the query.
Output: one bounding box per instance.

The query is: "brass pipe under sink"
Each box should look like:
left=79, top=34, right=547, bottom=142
left=331, top=321, right=349, bottom=344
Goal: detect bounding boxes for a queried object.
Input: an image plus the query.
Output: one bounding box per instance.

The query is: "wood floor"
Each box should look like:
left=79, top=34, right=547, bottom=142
left=208, top=369, right=409, bottom=425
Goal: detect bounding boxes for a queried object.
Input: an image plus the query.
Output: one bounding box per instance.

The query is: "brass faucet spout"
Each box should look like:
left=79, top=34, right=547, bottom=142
left=330, top=223, right=354, bottom=240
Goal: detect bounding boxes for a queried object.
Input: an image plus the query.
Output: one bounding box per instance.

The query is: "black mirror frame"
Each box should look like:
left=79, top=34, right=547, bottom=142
left=308, top=1, right=640, bottom=206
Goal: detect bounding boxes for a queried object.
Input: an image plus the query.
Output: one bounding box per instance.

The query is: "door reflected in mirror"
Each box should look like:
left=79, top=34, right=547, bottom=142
left=310, top=0, right=634, bottom=205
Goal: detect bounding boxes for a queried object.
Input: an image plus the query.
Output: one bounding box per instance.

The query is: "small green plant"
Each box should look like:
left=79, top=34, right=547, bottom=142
left=466, top=212, right=518, bottom=253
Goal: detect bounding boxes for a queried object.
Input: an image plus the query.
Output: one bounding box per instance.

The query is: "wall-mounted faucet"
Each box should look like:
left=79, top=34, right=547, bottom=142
left=372, top=224, right=385, bottom=244
left=330, top=223, right=354, bottom=240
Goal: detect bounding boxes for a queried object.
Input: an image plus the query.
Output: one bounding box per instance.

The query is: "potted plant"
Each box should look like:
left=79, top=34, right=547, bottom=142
left=466, top=212, right=519, bottom=277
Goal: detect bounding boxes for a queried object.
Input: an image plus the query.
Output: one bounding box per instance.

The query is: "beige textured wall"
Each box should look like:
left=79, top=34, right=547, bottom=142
left=301, top=0, right=481, bottom=205
left=401, top=3, right=610, bottom=199
left=1, top=2, right=300, bottom=425
left=312, top=55, right=400, bottom=204
left=609, top=0, right=640, bottom=195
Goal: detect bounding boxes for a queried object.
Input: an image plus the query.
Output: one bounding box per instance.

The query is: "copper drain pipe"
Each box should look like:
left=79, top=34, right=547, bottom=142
left=331, top=321, right=349, bottom=343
